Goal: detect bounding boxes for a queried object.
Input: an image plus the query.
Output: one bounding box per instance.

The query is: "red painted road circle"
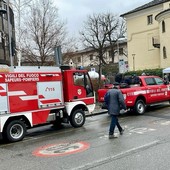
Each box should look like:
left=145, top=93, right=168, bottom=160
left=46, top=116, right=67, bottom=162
left=32, top=141, right=90, bottom=157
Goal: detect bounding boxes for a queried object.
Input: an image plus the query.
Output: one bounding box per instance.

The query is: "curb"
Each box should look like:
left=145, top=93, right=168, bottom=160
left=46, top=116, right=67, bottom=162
left=86, top=109, right=108, bottom=117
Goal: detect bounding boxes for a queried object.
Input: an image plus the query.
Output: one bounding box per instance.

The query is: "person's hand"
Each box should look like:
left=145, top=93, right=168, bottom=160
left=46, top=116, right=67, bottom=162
left=124, top=109, right=129, bottom=112
left=120, top=109, right=127, bottom=114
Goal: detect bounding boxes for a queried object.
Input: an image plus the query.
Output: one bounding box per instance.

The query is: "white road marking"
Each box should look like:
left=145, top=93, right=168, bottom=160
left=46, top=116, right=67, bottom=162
left=129, top=127, right=156, bottom=134
left=161, top=120, right=170, bottom=125
left=71, top=140, right=160, bottom=170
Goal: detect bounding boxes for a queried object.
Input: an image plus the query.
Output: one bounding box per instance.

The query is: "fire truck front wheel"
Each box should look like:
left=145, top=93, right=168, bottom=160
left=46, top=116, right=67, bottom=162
left=3, top=120, right=26, bottom=142
left=70, top=109, right=85, bottom=128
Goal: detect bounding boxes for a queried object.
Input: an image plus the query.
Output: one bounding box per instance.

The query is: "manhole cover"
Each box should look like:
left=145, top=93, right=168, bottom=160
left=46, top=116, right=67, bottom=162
left=33, top=141, right=90, bottom=157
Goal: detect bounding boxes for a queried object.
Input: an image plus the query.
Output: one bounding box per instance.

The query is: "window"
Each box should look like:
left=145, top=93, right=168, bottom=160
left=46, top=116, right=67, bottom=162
left=84, top=74, right=94, bottom=97
left=108, top=50, right=111, bottom=57
left=77, top=57, right=81, bottom=62
left=73, top=72, right=84, bottom=87
left=73, top=72, right=94, bottom=97
left=145, top=78, right=156, bottom=85
left=162, top=21, right=165, bottom=33
left=154, top=77, right=163, bottom=85
left=147, top=15, right=153, bottom=25
left=90, top=54, right=93, bottom=60
left=119, top=48, right=124, bottom=55
left=163, top=46, right=167, bottom=59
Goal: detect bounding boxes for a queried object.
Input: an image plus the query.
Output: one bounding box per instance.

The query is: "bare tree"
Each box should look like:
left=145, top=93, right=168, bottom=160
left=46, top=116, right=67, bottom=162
left=21, top=0, right=67, bottom=66
left=62, top=36, right=79, bottom=65
left=10, top=0, right=33, bottom=65
left=103, top=14, right=126, bottom=63
left=80, top=12, right=126, bottom=87
left=11, top=0, right=32, bottom=42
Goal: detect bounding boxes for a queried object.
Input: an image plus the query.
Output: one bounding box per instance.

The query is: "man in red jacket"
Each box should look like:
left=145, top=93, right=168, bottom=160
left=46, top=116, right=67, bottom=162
left=104, top=86, right=127, bottom=139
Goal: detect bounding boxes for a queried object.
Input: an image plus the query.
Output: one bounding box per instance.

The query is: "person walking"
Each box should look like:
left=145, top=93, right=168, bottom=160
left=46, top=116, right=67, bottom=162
left=164, top=74, right=169, bottom=84
left=104, top=86, right=127, bottom=139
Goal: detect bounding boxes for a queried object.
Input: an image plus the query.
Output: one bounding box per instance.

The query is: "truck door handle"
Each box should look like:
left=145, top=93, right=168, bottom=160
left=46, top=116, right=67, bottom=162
left=74, top=96, right=78, bottom=99
left=46, top=74, right=53, bottom=77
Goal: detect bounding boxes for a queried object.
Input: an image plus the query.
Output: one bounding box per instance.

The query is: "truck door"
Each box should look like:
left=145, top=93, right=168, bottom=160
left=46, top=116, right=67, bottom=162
left=145, top=77, right=166, bottom=103
left=63, top=70, right=95, bottom=105
left=73, top=72, right=94, bottom=102
left=154, top=77, right=169, bottom=101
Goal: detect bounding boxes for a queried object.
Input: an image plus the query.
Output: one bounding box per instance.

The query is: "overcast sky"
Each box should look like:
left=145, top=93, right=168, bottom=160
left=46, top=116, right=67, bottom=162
left=54, top=0, right=150, bottom=36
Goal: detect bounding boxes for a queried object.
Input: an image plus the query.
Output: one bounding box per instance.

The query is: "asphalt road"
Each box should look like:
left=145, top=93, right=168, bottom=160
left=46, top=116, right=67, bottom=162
left=1, top=103, right=170, bottom=170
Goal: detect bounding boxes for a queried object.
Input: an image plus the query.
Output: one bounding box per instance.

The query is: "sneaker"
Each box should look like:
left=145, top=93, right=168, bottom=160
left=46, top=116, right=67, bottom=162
left=109, top=134, right=118, bottom=139
left=120, top=128, right=125, bottom=135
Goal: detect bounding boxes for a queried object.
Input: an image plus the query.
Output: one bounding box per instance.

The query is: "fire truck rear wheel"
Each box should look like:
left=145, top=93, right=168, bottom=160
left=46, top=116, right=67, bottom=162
left=70, top=109, right=85, bottom=128
left=3, top=120, right=26, bottom=142
left=134, top=99, right=146, bottom=115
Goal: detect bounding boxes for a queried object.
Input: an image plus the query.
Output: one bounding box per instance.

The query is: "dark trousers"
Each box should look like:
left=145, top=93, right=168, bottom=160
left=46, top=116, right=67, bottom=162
left=109, top=115, right=122, bottom=135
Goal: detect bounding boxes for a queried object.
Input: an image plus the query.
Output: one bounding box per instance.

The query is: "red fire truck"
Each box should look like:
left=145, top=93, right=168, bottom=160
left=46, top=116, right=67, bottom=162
left=0, top=66, right=95, bottom=142
left=98, top=75, right=170, bottom=115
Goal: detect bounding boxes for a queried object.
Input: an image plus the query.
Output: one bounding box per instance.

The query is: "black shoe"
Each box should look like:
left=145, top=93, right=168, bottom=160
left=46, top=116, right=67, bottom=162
left=120, top=128, right=125, bottom=135
left=108, top=134, right=118, bottom=139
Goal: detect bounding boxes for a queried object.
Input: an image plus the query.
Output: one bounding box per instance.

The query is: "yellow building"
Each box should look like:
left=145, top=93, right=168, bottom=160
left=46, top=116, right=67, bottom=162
left=121, top=0, right=170, bottom=71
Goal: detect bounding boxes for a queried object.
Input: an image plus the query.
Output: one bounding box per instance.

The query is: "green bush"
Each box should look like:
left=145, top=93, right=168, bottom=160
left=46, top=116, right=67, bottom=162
left=124, top=68, right=163, bottom=77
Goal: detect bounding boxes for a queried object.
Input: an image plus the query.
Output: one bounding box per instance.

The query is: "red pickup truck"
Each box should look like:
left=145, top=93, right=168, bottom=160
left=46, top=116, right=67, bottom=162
left=98, top=75, right=170, bottom=114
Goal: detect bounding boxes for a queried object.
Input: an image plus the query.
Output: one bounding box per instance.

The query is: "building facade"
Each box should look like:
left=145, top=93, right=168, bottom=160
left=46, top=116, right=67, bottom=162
left=0, top=0, right=15, bottom=66
left=121, top=0, right=170, bottom=71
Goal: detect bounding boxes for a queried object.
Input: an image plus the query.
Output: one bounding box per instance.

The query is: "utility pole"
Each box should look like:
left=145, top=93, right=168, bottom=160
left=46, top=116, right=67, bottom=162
left=7, top=0, right=13, bottom=66
left=0, top=0, right=7, bottom=63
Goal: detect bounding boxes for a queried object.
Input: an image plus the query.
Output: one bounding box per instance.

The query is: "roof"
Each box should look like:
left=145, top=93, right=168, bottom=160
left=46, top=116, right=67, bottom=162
left=73, top=39, right=127, bottom=55
left=121, top=0, right=170, bottom=17
left=155, top=8, right=170, bottom=20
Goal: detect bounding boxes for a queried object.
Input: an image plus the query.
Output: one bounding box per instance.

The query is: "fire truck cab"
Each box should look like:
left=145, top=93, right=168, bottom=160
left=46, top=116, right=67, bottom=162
left=0, top=66, right=95, bottom=142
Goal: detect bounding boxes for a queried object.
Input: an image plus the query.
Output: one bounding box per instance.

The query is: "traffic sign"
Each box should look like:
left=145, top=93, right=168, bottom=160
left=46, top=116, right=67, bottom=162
left=33, top=141, right=90, bottom=157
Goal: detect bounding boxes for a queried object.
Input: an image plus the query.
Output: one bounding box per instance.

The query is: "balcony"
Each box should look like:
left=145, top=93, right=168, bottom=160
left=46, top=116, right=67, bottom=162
left=152, top=37, right=160, bottom=48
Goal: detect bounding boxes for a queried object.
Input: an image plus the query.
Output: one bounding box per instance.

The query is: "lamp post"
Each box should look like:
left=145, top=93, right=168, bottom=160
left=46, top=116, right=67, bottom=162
left=132, top=54, right=136, bottom=71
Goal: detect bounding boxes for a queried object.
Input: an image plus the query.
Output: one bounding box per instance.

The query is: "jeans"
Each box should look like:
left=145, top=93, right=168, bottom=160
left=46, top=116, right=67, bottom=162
left=109, top=115, right=122, bottom=135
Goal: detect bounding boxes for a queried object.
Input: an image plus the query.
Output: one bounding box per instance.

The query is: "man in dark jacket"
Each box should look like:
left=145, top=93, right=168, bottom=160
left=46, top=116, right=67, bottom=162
left=104, top=86, right=127, bottom=139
